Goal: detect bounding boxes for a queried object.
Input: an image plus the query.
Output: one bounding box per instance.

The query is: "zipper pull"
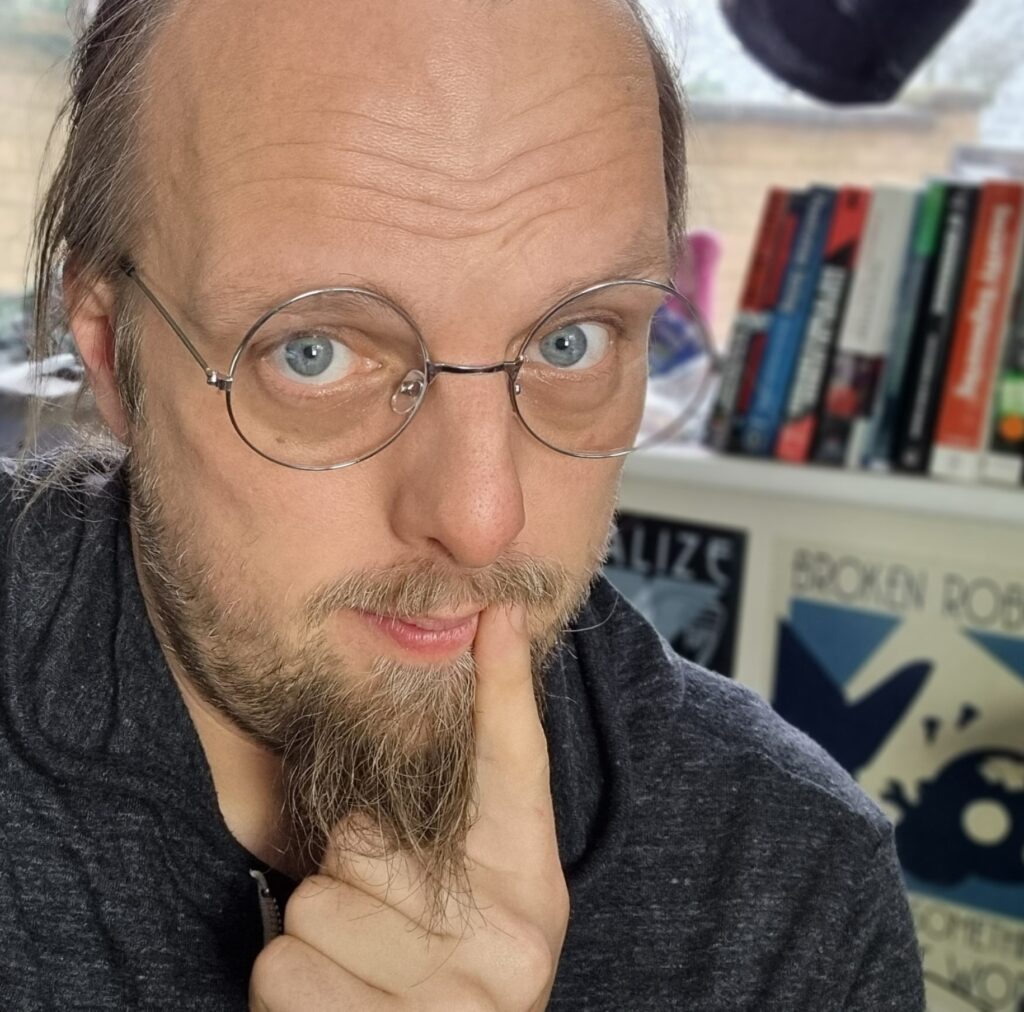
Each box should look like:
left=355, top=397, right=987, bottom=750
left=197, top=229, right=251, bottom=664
left=250, top=868, right=284, bottom=947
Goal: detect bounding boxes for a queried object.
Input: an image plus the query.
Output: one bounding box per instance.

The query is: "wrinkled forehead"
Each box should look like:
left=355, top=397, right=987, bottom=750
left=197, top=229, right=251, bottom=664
left=148, top=0, right=654, bottom=155
left=139, top=0, right=668, bottom=325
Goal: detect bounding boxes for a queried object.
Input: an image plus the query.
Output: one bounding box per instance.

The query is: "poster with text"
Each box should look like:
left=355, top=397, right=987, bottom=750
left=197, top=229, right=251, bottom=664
left=771, top=540, right=1024, bottom=1012
left=604, top=512, right=745, bottom=678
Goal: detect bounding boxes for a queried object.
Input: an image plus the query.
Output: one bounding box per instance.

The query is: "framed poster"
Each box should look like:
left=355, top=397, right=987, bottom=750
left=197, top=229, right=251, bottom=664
left=603, top=511, right=746, bottom=678
left=770, top=540, right=1024, bottom=1012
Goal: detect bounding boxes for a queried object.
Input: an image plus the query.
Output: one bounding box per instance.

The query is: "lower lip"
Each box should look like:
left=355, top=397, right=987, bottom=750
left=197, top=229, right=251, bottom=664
left=356, top=611, right=480, bottom=657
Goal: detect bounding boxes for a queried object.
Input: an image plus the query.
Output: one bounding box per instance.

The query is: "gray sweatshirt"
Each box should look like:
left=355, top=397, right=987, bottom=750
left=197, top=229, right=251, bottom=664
left=0, top=459, right=923, bottom=1010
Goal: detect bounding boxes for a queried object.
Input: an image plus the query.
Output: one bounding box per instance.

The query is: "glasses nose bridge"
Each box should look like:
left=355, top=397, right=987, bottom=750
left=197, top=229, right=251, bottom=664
left=426, top=360, right=519, bottom=380
left=425, top=359, right=523, bottom=395
left=391, top=358, right=523, bottom=421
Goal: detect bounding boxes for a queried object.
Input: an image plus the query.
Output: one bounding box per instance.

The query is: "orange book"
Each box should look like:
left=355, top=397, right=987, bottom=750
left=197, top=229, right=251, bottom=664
left=931, top=180, right=1024, bottom=481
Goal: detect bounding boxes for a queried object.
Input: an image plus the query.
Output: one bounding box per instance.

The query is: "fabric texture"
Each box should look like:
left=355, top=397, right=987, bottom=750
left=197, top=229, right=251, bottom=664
left=0, top=459, right=924, bottom=1010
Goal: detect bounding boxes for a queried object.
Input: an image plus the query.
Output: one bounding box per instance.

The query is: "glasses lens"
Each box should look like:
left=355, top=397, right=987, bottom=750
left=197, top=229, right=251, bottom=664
left=515, top=281, right=716, bottom=456
left=227, top=289, right=427, bottom=468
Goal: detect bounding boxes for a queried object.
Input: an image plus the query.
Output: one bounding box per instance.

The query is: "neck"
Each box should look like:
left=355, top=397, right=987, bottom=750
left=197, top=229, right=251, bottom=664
left=129, top=521, right=313, bottom=882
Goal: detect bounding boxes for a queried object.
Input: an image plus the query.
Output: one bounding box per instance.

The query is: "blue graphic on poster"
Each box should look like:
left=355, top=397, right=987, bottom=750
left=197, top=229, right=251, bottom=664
left=772, top=543, right=1024, bottom=1012
left=604, top=513, right=745, bottom=678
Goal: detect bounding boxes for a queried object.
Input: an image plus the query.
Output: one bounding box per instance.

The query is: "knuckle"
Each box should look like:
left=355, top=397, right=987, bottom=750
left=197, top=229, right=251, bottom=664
left=514, top=922, right=558, bottom=985
left=249, top=934, right=304, bottom=996
left=440, top=989, right=493, bottom=1012
left=290, top=872, right=338, bottom=902
left=488, top=919, right=557, bottom=1007
left=283, top=874, right=338, bottom=936
left=438, top=976, right=498, bottom=1012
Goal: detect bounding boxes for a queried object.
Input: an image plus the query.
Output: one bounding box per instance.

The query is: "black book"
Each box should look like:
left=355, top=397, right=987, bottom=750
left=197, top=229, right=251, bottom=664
left=891, top=183, right=978, bottom=474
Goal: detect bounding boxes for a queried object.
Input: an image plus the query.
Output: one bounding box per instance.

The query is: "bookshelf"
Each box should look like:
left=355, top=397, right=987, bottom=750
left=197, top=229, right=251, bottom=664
left=625, top=443, right=1024, bottom=527
left=618, top=438, right=1024, bottom=710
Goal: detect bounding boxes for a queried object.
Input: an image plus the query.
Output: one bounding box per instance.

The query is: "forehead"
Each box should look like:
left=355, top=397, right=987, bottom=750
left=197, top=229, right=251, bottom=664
left=141, top=0, right=669, bottom=329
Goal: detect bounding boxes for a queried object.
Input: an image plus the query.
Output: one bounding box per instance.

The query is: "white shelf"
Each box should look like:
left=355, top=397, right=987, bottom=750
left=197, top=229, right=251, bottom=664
left=624, top=444, right=1024, bottom=527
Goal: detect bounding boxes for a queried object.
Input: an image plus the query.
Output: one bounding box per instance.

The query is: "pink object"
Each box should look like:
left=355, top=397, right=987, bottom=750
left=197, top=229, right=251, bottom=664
left=674, top=230, right=721, bottom=324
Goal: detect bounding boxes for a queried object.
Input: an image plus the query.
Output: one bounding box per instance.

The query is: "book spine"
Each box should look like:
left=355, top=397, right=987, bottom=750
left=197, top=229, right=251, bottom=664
left=893, top=184, right=979, bottom=474
left=724, top=192, right=806, bottom=452
left=812, top=186, right=919, bottom=467
left=982, top=221, right=1024, bottom=485
left=931, top=181, right=1024, bottom=482
left=741, top=186, right=835, bottom=455
left=865, top=181, right=948, bottom=471
left=776, top=186, right=871, bottom=463
left=706, top=188, right=791, bottom=451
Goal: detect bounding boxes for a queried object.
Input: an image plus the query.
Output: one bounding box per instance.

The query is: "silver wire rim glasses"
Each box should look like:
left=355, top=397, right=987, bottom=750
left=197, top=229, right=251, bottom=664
left=121, top=259, right=720, bottom=471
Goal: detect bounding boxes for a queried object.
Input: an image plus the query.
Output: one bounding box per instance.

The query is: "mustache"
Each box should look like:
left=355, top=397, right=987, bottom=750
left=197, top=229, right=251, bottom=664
left=304, top=551, right=574, bottom=625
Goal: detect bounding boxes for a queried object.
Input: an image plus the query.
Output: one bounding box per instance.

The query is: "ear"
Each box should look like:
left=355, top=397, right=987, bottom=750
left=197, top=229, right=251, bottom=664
left=63, top=259, right=131, bottom=444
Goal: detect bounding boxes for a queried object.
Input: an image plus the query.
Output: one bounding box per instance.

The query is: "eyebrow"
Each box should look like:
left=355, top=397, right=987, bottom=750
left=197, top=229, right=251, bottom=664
left=186, top=238, right=672, bottom=340
left=536, top=245, right=673, bottom=309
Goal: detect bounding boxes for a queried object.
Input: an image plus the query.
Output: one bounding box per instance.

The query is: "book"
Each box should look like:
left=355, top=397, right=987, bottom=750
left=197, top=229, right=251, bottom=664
left=865, top=181, right=949, bottom=472
left=706, top=188, right=792, bottom=452
left=723, top=191, right=807, bottom=452
left=892, top=183, right=979, bottom=474
left=931, top=180, right=1024, bottom=482
left=812, top=185, right=919, bottom=467
left=776, top=186, right=871, bottom=463
left=981, top=233, right=1024, bottom=485
left=741, top=186, right=836, bottom=456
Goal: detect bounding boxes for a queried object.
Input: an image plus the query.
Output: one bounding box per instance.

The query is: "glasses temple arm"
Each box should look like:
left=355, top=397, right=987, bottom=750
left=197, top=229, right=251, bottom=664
left=120, top=259, right=219, bottom=381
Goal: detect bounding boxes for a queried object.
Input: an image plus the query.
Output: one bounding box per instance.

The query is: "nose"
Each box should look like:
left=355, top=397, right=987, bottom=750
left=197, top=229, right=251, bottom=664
left=386, top=370, right=527, bottom=569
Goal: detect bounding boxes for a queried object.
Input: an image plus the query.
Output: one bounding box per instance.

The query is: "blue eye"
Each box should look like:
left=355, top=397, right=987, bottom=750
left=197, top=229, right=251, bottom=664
left=269, top=332, right=357, bottom=386
left=285, top=334, right=333, bottom=377
left=533, top=322, right=610, bottom=371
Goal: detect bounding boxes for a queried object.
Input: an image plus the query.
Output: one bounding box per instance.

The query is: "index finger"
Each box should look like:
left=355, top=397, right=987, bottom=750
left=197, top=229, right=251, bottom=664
left=469, top=604, right=558, bottom=870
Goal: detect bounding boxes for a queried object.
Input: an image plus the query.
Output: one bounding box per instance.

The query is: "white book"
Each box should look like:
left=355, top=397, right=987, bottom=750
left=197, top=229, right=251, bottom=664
left=836, top=186, right=919, bottom=468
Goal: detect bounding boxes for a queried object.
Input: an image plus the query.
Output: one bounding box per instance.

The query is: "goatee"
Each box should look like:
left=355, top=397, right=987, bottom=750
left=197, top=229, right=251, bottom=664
left=126, top=452, right=598, bottom=925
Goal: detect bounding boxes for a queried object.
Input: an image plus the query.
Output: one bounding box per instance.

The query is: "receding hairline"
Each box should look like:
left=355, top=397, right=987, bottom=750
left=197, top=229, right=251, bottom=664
left=32, top=0, right=686, bottom=372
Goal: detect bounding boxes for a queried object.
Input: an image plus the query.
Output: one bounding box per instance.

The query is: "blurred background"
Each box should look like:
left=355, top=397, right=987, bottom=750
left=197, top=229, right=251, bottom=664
left=3, top=0, right=1023, bottom=453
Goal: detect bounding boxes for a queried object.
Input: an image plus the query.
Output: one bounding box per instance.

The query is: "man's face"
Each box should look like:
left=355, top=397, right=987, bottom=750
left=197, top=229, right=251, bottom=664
left=123, top=0, right=669, bottom=885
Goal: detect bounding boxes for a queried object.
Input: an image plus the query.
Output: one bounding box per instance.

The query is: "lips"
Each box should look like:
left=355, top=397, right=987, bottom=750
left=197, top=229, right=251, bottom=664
left=395, top=613, right=479, bottom=632
left=355, top=609, right=481, bottom=657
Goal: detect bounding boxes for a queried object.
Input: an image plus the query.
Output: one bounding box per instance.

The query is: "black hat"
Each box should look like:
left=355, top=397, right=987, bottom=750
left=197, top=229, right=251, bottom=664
left=720, top=0, right=973, bottom=104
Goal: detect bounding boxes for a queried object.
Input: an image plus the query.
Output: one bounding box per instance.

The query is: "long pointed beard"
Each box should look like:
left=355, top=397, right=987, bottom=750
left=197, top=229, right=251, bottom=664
left=125, top=452, right=600, bottom=923
left=281, top=650, right=479, bottom=920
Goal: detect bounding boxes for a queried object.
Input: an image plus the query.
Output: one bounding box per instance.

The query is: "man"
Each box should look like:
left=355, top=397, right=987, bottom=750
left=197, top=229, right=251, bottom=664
left=0, top=0, right=923, bottom=1008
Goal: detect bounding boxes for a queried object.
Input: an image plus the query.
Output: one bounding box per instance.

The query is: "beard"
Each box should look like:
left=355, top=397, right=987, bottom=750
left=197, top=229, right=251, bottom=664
left=125, top=444, right=606, bottom=923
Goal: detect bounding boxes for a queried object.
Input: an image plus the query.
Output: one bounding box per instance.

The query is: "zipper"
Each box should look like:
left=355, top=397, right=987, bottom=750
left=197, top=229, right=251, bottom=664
left=250, top=868, right=283, bottom=947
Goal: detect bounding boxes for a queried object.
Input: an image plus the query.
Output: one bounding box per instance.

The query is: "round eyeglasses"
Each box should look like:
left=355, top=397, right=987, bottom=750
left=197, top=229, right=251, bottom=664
left=122, top=263, right=719, bottom=471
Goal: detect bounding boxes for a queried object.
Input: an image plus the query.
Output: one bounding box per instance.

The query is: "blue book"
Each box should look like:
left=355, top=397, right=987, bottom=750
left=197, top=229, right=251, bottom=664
left=741, top=186, right=837, bottom=455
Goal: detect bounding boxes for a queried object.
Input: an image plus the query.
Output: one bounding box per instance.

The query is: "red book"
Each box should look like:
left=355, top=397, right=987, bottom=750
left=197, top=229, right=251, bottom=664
left=931, top=180, right=1024, bottom=482
left=706, top=188, right=792, bottom=451
left=776, top=186, right=871, bottom=462
left=720, top=190, right=804, bottom=452
left=743, top=188, right=792, bottom=310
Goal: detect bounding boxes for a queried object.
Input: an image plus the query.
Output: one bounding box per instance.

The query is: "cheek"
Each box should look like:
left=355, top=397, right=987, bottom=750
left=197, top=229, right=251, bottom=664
left=521, top=456, right=621, bottom=568
left=201, top=467, right=391, bottom=612
left=138, top=380, right=385, bottom=612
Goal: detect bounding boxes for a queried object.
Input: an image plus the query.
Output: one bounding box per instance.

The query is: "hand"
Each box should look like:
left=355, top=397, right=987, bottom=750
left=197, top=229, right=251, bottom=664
left=249, top=604, right=570, bottom=1011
